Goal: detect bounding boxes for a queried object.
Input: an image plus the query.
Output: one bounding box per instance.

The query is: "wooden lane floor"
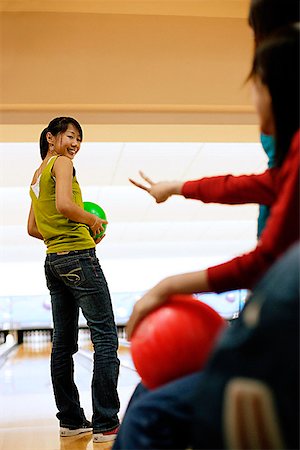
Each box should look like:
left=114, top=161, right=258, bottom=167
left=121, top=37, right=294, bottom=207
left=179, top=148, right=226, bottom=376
left=0, top=336, right=140, bottom=450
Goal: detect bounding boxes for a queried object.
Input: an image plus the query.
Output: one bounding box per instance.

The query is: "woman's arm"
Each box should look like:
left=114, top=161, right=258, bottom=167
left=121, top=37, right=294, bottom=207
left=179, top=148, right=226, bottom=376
left=53, top=156, right=107, bottom=238
left=126, top=270, right=210, bottom=339
left=130, top=169, right=278, bottom=206
left=182, top=170, right=277, bottom=206
left=27, top=203, right=44, bottom=240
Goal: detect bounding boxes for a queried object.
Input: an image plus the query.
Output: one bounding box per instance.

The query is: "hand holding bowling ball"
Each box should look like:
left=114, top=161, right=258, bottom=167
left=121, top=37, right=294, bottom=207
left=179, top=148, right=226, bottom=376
left=83, top=201, right=107, bottom=239
left=130, top=294, right=226, bottom=389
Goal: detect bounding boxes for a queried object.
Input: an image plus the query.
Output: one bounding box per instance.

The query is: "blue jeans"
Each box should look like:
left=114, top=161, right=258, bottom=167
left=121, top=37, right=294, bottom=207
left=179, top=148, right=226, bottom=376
left=113, top=242, right=299, bottom=449
left=114, top=373, right=205, bottom=449
left=45, top=248, right=120, bottom=433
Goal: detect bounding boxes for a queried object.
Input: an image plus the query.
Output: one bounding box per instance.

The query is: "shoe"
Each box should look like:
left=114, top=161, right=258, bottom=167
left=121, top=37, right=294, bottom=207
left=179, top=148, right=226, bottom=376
left=60, top=419, right=93, bottom=437
left=93, top=426, right=119, bottom=443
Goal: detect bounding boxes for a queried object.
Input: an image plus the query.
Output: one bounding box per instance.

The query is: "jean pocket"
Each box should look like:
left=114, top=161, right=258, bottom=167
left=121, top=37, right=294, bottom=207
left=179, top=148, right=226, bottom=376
left=55, top=259, right=86, bottom=287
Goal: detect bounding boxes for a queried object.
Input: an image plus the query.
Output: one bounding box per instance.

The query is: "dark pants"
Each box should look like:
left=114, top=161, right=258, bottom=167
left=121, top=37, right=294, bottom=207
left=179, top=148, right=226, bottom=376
left=113, top=242, right=299, bottom=449
left=45, top=248, right=120, bottom=433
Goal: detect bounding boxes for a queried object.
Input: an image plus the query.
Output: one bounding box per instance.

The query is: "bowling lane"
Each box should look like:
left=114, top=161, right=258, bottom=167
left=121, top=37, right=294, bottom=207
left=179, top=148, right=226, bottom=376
left=0, top=332, right=140, bottom=450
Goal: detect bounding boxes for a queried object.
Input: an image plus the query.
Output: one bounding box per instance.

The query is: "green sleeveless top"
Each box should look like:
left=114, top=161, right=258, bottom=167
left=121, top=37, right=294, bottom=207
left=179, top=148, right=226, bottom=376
left=30, top=156, right=95, bottom=253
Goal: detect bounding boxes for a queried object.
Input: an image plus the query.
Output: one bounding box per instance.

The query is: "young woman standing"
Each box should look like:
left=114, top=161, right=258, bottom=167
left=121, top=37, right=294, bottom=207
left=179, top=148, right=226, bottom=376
left=28, top=117, right=120, bottom=443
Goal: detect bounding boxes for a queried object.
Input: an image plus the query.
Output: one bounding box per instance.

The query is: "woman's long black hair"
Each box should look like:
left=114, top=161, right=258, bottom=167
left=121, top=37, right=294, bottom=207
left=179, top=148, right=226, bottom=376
left=249, top=25, right=300, bottom=166
left=39, top=117, right=83, bottom=160
left=248, top=0, right=299, bottom=47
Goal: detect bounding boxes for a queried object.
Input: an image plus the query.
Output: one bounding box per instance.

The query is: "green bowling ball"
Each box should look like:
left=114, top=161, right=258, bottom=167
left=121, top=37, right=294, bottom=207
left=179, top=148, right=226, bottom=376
left=83, top=201, right=107, bottom=239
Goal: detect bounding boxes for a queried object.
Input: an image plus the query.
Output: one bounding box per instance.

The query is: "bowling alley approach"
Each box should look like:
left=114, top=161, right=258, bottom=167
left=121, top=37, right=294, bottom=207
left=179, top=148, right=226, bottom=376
left=0, top=295, right=142, bottom=449
left=1, top=1, right=299, bottom=450
left=0, top=290, right=248, bottom=449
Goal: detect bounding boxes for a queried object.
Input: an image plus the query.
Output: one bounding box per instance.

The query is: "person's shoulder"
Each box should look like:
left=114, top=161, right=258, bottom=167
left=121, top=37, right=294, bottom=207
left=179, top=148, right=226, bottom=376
left=53, top=155, right=74, bottom=168
left=52, top=156, right=74, bottom=179
left=55, top=155, right=73, bottom=163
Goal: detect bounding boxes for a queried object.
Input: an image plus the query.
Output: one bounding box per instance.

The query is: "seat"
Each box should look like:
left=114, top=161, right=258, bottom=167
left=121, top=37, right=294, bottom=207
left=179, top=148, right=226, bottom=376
left=223, top=377, right=286, bottom=449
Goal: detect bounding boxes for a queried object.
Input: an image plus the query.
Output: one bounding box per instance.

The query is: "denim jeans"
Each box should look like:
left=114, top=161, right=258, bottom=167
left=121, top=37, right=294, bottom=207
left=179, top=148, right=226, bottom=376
left=113, top=373, right=205, bottom=450
left=45, top=248, right=120, bottom=433
left=113, top=242, right=299, bottom=449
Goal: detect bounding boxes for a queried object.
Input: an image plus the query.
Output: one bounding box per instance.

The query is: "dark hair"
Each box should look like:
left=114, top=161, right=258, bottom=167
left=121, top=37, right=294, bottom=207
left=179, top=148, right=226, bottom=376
left=39, top=116, right=83, bottom=160
left=249, top=25, right=299, bottom=166
left=248, top=0, right=299, bottom=47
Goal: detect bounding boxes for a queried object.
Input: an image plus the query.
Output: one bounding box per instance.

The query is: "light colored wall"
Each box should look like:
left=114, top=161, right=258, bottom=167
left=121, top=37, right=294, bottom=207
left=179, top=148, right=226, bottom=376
left=1, top=12, right=253, bottom=107
left=0, top=1, right=258, bottom=141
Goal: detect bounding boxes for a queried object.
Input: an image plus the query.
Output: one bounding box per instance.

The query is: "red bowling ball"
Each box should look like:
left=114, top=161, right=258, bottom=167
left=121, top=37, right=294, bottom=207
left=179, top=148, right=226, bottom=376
left=130, top=294, right=226, bottom=389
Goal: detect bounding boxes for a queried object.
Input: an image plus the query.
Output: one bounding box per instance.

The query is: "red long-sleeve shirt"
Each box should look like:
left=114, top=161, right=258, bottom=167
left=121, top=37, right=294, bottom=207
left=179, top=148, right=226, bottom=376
left=182, top=130, right=300, bottom=292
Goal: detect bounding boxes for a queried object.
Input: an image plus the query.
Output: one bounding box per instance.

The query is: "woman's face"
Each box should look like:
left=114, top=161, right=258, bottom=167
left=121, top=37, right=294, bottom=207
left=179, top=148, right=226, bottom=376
left=49, top=124, right=82, bottom=160
left=251, top=75, right=275, bottom=136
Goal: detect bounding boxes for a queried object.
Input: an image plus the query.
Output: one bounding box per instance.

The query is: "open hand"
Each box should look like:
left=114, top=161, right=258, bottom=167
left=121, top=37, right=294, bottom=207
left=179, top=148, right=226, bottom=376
left=129, top=171, right=181, bottom=203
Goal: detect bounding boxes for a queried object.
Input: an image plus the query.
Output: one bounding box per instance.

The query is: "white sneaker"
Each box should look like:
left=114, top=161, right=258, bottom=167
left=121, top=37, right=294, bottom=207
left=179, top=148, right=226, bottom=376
left=60, top=419, right=93, bottom=437
left=93, top=426, right=119, bottom=443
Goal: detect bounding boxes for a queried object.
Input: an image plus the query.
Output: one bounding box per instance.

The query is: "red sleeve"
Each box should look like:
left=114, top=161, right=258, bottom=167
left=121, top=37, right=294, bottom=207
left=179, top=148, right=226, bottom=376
left=181, top=170, right=278, bottom=206
left=206, top=131, right=300, bottom=292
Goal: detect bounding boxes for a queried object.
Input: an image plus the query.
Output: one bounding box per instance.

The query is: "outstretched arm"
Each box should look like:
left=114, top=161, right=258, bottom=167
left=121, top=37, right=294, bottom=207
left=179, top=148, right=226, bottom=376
left=131, top=170, right=278, bottom=206
left=129, top=171, right=183, bottom=203
left=182, top=171, right=277, bottom=206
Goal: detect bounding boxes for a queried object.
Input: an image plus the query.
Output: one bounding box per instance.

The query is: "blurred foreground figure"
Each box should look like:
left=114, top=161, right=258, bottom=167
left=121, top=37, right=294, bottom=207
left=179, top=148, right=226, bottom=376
left=114, top=242, right=299, bottom=449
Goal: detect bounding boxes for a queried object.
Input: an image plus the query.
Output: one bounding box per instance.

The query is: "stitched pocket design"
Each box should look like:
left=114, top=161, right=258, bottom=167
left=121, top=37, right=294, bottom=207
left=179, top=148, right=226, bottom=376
left=55, top=259, right=86, bottom=286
